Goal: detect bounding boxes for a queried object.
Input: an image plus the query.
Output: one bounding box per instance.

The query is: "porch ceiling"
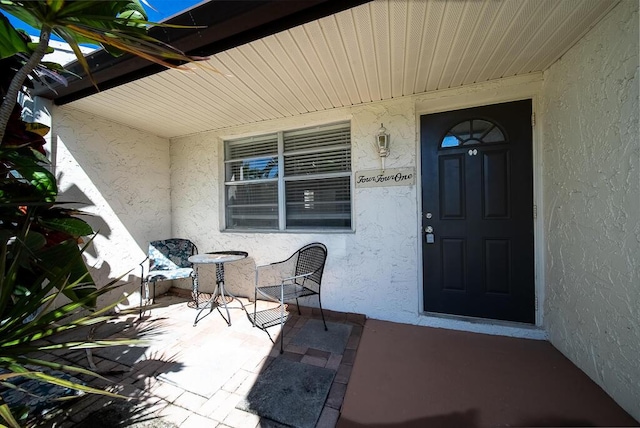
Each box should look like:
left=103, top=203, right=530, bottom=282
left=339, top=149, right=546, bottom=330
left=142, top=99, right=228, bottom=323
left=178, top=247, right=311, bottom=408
left=60, top=0, right=617, bottom=139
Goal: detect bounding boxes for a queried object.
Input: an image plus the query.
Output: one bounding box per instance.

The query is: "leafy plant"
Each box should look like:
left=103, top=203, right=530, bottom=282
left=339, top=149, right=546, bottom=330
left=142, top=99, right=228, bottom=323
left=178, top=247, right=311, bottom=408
left=0, top=0, right=207, bottom=141
left=0, top=142, right=138, bottom=426
left=0, top=1, right=208, bottom=426
left=0, top=231, right=142, bottom=427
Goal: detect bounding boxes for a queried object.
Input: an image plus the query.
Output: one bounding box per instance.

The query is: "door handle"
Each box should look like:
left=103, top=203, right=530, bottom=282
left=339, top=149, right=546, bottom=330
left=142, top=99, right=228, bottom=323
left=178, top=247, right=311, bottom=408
left=425, top=226, right=434, bottom=244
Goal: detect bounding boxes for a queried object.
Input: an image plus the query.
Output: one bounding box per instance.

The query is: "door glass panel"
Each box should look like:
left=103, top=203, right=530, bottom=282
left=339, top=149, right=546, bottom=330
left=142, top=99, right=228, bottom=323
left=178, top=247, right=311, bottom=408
left=472, top=120, right=495, bottom=140
left=441, top=134, right=460, bottom=148
left=440, top=119, right=506, bottom=148
left=483, top=127, right=505, bottom=143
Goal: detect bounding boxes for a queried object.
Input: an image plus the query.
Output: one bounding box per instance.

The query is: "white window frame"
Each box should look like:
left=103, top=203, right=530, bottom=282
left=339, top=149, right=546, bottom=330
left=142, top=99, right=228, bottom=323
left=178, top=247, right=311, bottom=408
left=223, top=121, right=352, bottom=232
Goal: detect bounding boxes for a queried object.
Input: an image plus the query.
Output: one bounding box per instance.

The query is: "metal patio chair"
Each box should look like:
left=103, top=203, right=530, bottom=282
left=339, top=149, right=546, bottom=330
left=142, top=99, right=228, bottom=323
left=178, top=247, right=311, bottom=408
left=250, top=242, right=328, bottom=353
left=139, top=238, right=198, bottom=317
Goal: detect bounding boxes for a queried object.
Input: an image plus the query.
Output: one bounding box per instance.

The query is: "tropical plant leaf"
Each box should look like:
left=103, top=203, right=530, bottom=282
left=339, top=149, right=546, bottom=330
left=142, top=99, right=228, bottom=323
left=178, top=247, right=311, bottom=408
left=0, top=3, right=46, bottom=31
left=16, top=371, right=124, bottom=399
left=0, top=372, right=25, bottom=382
left=0, top=0, right=211, bottom=80
left=0, top=13, right=28, bottom=60
left=26, top=42, right=54, bottom=54
left=35, top=239, right=97, bottom=304
left=1, top=273, right=124, bottom=341
left=0, top=400, right=20, bottom=428
left=23, top=122, right=50, bottom=137
left=0, top=2, right=208, bottom=424
left=29, top=170, right=57, bottom=201
left=37, top=217, right=93, bottom=237
left=21, top=230, right=47, bottom=254
left=27, top=146, right=50, bottom=164
left=0, top=150, right=57, bottom=202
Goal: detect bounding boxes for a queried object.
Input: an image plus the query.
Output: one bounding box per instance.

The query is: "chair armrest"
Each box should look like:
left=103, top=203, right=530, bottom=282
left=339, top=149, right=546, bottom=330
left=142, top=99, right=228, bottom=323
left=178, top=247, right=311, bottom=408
left=280, top=272, right=313, bottom=283
left=254, top=272, right=316, bottom=303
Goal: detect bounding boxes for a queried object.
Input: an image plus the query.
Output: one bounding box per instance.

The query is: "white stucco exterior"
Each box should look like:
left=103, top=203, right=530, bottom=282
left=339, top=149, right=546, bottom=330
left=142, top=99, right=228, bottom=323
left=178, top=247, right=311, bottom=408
left=44, top=0, right=638, bottom=420
left=171, top=97, right=421, bottom=322
left=170, top=74, right=548, bottom=340
left=539, top=0, right=639, bottom=419
left=53, top=108, right=173, bottom=306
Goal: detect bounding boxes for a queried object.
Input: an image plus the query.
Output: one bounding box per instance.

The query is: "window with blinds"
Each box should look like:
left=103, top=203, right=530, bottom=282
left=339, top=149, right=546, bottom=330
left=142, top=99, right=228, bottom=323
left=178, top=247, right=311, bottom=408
left=224, top=122, right=351, bottom=231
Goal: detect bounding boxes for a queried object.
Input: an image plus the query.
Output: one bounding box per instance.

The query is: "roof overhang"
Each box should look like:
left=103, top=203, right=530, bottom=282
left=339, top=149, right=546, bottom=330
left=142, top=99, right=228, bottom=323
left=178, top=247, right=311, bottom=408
left=32, top=0, right=370, bottom=104
left=41, top=0, right=620, bottom=139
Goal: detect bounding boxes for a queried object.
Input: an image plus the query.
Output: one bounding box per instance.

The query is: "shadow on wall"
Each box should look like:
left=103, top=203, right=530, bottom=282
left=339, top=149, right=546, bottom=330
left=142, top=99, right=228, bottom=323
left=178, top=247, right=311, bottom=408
left=50, top=179, right=143, bottom=309
left=59, top=179, right=114, bottom=258
left=52, top=110, right=169, bottom=253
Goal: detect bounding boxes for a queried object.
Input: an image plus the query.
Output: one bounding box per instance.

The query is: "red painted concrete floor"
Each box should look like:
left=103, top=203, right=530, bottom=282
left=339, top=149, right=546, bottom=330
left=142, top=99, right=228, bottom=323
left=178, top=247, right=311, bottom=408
left=338, top=319, right=639, bottom=428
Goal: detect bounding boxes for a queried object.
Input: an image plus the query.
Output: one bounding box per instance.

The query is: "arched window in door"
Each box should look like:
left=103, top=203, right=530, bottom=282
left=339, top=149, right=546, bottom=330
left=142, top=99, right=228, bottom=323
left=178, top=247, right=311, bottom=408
left=441, top=119, right=506, bottom=148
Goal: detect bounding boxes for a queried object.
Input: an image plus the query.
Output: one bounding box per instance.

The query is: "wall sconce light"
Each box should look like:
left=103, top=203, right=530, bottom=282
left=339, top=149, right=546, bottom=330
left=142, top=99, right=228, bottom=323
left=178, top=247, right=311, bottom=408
left=376, top=123, right=390, bottom=170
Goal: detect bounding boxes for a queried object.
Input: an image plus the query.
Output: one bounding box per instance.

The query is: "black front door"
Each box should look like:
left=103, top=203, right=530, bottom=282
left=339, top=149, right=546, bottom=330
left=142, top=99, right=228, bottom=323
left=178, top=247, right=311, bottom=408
left=421, top=100, right=535, bottom=324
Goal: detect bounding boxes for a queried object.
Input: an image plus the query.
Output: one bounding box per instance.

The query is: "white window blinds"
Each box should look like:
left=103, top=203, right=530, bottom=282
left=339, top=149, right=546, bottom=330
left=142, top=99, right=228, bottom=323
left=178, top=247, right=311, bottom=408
left=224, top=122, right=352, bottom=231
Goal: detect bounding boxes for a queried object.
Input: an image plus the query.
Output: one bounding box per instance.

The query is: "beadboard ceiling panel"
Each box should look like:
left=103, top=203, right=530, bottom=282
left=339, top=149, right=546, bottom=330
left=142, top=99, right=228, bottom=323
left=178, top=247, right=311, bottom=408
left=65, top=0, right=618, bottom=139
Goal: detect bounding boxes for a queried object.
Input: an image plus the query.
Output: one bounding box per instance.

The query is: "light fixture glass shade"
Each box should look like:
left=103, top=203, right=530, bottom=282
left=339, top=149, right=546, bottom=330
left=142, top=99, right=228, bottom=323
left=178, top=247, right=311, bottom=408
left=376, top=123, right=390, bottom=157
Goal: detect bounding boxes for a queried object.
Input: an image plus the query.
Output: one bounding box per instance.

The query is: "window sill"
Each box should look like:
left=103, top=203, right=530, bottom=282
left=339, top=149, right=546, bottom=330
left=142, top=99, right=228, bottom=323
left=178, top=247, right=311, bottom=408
left=221, top=228, right=355, bottom=235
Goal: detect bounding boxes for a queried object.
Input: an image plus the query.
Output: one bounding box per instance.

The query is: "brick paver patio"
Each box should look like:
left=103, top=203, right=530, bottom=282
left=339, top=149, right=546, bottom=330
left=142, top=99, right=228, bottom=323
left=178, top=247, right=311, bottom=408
left=35, top=292, right=364, bottom=427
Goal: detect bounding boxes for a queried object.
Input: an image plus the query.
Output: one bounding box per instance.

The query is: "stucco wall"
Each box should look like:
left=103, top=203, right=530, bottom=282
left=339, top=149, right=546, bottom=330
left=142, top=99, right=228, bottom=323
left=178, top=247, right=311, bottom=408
left=540, top=0, right=639, bottom=420
left=170, top=98, right=421, bottom=321
left=53, top=107, right=173, bottom=307
left=169, top=74, right=548, bottom=338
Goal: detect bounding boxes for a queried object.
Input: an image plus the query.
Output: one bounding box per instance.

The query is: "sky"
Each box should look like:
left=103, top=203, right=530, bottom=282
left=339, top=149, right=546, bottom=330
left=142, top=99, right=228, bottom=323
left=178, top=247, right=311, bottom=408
left=3, top=0, right=204, bottom=41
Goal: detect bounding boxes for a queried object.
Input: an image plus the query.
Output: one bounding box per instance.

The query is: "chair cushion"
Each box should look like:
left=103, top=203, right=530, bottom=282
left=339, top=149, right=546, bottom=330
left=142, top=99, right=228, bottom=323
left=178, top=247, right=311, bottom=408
left=147, top=268, right=194, bottom=282
left=149, top=239, right=194, bottom=271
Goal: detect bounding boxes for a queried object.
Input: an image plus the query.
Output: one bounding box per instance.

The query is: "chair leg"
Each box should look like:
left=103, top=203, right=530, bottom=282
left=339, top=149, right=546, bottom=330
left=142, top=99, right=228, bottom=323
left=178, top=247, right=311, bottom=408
left=139, top=281, right=144, bottom=318
left=192, top=272, right=199, bottom=308
left=295, top=297, right=302, bottom=315
left=252, top=288, right=257, bottom=327
left=140, top=280, right=151, bottom=318
left=280, top=301, right=285, bottom=354
left=318, top=295, right=327, bottom=331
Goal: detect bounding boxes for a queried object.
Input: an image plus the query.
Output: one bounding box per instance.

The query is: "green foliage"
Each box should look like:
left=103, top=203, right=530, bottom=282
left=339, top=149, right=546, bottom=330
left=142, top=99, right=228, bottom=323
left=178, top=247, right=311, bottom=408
left=0, top=0, right=208, bottom=87
left=0, top=2, right=209, bottom=425
left=0, top=229, right=143, bottom=427
left=0, top=13, right=28, bottom=59
left=0, top=99, right=116, bottom=427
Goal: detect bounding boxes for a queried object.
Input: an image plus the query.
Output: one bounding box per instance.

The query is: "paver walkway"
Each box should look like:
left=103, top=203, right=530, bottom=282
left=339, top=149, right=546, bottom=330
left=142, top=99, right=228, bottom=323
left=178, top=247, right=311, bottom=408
left=35, top=293, right=364, bottom=427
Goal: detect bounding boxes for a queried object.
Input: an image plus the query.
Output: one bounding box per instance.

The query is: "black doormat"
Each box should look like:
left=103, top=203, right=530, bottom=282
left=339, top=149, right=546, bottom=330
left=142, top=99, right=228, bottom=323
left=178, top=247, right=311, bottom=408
left=290, top=319, right=352, bottom=354
left=236, top=358, right=335, bottom=428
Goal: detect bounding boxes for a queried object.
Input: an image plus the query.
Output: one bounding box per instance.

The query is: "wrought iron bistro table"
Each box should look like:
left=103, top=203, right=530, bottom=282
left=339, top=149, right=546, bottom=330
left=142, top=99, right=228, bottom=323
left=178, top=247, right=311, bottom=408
left=188, top=251, right=248, bottom=327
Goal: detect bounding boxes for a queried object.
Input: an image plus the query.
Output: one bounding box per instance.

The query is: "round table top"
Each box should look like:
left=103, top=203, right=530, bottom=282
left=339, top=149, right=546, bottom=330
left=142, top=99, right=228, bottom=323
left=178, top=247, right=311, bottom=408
left=188, top=251, right=248, bottom=264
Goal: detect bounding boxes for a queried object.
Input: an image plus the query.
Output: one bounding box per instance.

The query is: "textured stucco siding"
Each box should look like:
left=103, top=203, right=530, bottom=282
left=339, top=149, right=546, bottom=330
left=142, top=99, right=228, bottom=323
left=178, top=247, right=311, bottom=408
left=170, top=73, right=548, bottom=339
left=540, top=0, right=639, bottom=420
left=170, top=98, right=421, bottom=321
left=169, top=73, right=547, bottom=338
left=53, top=107, right=173, bottom=307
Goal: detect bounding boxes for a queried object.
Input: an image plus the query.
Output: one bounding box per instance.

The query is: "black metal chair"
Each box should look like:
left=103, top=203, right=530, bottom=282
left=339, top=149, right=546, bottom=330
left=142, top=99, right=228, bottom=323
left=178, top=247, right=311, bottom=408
left=139, top=238, right=197, bottom=317
left=250, top=242, right=328, bottom=353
